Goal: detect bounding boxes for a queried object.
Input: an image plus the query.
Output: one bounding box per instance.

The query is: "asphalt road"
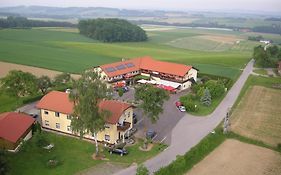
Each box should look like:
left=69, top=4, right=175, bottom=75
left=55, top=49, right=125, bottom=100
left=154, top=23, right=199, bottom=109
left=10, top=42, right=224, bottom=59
left=114, top=59, right=254, bottom=175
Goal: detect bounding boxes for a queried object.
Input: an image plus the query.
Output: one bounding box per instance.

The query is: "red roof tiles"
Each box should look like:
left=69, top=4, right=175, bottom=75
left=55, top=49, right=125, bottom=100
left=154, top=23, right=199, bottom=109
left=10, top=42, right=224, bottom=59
left=36, top=91, right=132, bottom=124
left=100, top=56, right=192, bottom=77
left=0, top=112, right=35, bottom=143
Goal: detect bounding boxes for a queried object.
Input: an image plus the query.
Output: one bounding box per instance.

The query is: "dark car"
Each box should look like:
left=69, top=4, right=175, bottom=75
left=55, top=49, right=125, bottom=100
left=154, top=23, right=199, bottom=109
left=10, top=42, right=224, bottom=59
left=146, top=129, right=156, bottom=139
left=133, top=113, right=137, bottom=124
left=109, top=148, right=128, bottom=156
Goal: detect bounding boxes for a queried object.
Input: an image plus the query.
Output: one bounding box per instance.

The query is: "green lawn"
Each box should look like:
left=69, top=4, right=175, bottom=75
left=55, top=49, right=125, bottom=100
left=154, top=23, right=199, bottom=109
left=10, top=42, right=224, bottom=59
left=0, top=28, right=255, bottom=79
left=253, top=68, right=268, bottom=75
left=7, top=132, right=167, bottom=175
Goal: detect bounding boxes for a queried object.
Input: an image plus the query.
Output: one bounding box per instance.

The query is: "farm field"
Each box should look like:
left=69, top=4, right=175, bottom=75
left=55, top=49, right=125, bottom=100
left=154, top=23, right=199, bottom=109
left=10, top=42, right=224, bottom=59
left=186, top=139, right=281, bottom=175
left=0, top=61, right=80, bottom=79
left=0, top=27, right=261, bottom=79
left=230, top=86, right=281, bottom=146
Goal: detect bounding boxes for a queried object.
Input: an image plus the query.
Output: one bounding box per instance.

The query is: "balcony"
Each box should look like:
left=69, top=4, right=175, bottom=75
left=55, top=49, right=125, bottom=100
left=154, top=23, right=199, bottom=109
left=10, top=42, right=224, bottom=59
left=117, top=122, right=131, bottom=131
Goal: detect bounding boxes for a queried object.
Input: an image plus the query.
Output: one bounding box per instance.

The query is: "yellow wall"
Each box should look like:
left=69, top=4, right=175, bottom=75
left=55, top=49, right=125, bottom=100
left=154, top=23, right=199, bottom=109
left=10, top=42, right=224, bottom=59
left=40, top=106, right=133, bottom=145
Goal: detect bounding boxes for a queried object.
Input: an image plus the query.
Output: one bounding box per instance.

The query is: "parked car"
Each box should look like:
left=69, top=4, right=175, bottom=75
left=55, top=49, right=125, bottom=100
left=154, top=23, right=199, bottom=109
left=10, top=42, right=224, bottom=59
left=133, top=113, right=137, bottom=124
left=109, top=148, right=128, bottom=156
left=178, top=106, right=186, bottom=112
left=175, top=101, right=186, bottom=112
left=115, top=86, right=129, bottom=93
left=146, top=129, right=156, bottom=139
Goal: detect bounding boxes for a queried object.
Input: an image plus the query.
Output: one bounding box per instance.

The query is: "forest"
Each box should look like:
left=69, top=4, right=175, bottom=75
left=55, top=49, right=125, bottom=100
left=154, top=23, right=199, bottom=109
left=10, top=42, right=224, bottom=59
left=78, top=18, right=147, bottom=42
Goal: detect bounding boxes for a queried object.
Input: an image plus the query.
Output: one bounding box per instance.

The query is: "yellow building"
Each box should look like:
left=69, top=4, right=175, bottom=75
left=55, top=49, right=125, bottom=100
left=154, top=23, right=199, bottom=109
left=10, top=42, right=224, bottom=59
left=36, top=91, right=133, bottom=145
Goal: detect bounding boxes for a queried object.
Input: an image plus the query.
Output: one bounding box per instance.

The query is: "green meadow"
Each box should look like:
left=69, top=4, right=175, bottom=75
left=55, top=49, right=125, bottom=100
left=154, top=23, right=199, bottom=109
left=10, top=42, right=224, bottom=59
left=0, top=27, right=274, bottom=79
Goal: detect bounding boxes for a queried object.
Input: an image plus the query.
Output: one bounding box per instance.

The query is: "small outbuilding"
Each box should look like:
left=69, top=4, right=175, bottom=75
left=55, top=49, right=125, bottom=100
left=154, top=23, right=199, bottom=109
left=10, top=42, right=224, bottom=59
left=0, top=112, right=35, bottom=152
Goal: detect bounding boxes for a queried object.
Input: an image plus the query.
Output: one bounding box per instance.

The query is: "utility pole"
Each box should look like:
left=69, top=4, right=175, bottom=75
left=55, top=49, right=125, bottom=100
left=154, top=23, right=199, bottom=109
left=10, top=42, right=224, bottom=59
left=223, top=108, right=231, bottom=134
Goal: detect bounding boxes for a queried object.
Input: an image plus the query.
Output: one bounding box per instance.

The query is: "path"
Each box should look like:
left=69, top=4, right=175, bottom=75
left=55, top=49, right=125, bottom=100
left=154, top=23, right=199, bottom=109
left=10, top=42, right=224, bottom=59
left=115, top=59, right=254, bottom=175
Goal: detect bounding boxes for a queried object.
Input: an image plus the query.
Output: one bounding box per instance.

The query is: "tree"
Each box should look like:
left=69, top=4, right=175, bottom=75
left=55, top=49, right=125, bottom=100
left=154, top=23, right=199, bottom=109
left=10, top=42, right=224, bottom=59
left=205, top=80, right=225, bottom=98
left=135, top=84, right=169, bottom=148
left=0, top=70, right=38, bottom=97
left=53, top=73, right=71, bottom=87
left=136, top=164, right=149, bottom=175
left=69, top=71, right=111, bottom=156
left=135, top=84, right=169, bottom=123
left=37, top=75, right=52, bottom=94
left=118, top=88, right=124, bottom=97
left=200, top=88, right=212, bottom=106
left=0, top=149, right=9, bottom=175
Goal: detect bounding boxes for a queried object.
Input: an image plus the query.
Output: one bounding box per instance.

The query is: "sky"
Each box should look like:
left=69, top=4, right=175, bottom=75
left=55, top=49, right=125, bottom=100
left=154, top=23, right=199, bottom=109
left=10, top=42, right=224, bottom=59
left=0, top=0, right=281, bottom=12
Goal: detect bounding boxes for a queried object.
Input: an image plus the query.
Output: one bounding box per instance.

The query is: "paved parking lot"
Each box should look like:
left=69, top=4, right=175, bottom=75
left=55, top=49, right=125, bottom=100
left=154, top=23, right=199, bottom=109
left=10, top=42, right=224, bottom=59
left=113, top=86, right=190, bottom=145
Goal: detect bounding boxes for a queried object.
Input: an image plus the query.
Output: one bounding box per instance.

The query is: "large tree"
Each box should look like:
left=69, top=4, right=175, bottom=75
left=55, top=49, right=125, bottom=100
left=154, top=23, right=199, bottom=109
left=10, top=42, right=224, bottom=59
left=69, top=71, right=111, bottom=156
left=135, top=84, right=169, bottom=148
left=37, top=75, right=52, bottom=94
left=0, top=70, right=38, bottom=97
left=53, top=72, right=72, bottom=87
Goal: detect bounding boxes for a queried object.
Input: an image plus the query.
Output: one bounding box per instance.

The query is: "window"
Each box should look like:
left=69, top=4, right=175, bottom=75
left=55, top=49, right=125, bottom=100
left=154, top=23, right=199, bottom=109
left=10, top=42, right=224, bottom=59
left=105, top=135, right=110, bottom=141
left=67, top=115, right=71, bottom=120
left=55, top=112, right=60, bottom=117
left=104, top=124, right=110, bottom=129
left=56, top=123, right=60, bottom=129
left=67, top=126, right=71, bottom=132
left=128, top=112, right=130, bottom=118
left=44, top=111, right=49, bottom=115
left=45, top=120, right=49, bottom=126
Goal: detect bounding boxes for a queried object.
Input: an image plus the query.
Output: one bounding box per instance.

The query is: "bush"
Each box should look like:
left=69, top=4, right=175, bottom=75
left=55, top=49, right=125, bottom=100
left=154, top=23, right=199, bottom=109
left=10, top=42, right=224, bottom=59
left=180, top=94, right=198, bottom=112
left=136, top=164, right=149, bottom=175
left=33, top=131, right=49, bottom=147
left=205, top=80, right=225, bottom=98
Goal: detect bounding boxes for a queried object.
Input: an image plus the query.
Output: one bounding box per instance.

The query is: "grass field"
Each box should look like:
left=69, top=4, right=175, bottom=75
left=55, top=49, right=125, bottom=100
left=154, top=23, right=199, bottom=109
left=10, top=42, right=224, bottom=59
left=253, top=68, right=268, bottom=76
left=186, top=139, right=281, bottom=175
left=7, top=132, right=166, bottom=175
left=230, top=86, right=281, bottom=146
left=0, top=27, right=258, bottom=79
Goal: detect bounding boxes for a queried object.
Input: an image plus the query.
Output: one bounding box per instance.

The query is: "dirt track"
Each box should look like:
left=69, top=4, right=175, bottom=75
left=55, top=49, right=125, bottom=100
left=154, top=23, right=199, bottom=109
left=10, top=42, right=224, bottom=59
left=186, top=139, right=281, bottom=175
left=0, top=61, right=80, bottom=79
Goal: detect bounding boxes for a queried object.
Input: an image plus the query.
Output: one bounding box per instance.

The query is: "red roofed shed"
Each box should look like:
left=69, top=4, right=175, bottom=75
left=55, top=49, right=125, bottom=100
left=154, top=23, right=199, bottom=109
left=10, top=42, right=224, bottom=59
left=0, top=112, right=35, bottom=150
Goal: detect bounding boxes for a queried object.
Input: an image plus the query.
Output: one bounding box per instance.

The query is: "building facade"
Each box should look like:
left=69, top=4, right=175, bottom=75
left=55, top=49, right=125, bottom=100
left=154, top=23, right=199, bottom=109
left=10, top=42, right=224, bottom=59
left=94, top=56, right=198, bottom=91
left=36, top=91, right=133, bottom=145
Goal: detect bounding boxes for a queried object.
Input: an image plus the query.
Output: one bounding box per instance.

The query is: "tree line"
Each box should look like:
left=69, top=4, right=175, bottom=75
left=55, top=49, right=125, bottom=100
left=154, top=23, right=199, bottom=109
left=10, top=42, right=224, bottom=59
left=252, top=25, right=281, bottom=35
left=0, top=16, right=75, bottom=29
left=253, top=45, right=281, bottom=67
left=78, top=18, right=147, bottom=42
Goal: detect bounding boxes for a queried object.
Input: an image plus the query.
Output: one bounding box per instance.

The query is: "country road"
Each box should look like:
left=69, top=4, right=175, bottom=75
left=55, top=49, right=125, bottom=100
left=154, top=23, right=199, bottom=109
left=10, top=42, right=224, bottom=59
left=114, top=59, right=254, bottom=175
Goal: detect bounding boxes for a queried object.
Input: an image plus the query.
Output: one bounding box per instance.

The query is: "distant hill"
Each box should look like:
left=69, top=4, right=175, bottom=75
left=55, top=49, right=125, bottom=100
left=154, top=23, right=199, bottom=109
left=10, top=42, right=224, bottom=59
left=0, top=6, right=167, bottom=19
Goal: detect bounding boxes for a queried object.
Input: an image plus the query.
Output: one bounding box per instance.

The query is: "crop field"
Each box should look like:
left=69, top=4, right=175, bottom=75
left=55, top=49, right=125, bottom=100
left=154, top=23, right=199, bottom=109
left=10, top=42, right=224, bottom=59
left=231, top=86, right=281, bottom=147
left=0, top=26, right=270, bottom=79
left=186, top=139, right=281, bottom=175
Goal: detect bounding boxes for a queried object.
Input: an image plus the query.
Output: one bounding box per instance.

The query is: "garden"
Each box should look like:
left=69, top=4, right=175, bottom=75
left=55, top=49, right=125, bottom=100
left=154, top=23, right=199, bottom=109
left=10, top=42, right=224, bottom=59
left=179, top=74, right=232, bottom=115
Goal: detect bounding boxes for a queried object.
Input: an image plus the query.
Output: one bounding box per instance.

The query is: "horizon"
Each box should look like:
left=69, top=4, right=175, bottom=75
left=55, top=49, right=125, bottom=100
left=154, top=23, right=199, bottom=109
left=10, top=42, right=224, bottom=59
left=0, top=0, right=281, bottom=13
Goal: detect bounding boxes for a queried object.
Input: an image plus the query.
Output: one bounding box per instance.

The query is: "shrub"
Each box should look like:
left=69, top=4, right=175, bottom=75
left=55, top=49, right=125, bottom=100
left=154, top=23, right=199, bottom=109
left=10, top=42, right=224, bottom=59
left=136, top=164, right=149, bottom=175
left=33, top=131, right=49, bottom=147
left=205, top=80, right=225, bottom=98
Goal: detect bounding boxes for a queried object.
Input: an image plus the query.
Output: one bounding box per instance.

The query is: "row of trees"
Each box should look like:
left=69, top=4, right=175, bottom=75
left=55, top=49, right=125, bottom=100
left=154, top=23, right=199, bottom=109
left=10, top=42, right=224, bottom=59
left=0, top=70, right=72, bottom=97
left=253, top=45, right=281, bottom=67
left=78, top=18, right=148, bottom=42
left=0, top=16, right=75, bottom=28
left=252, top=25, right=281, bottom=35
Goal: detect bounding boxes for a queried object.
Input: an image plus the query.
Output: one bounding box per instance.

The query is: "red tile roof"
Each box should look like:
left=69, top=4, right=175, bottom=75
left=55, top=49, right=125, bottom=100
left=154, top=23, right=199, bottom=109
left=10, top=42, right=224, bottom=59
left=100, top=56, right=192, bottom=77
left=0, top=112, right=35, bottom=143
left=36, top=91, right=132, bottom=124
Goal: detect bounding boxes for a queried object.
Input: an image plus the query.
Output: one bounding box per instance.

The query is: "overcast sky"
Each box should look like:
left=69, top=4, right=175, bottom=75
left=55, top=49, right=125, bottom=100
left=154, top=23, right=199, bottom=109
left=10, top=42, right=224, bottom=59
left=1, top=0, right=281, bottom=12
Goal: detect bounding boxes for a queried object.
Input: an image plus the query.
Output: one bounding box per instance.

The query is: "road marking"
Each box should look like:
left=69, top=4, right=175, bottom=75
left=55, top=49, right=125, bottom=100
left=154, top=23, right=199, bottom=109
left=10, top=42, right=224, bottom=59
left=151, top=134, right=157, bottom=141
left=160, top=136, right=167, bottom=143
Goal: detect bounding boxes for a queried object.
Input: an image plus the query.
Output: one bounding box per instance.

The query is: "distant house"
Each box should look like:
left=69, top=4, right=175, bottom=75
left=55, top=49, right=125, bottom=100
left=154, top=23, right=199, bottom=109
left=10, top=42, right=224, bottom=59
left=278, top=61, right=281, bottom=75
left=0, top=112, right=35, bottom=152
left=260, top=40, right=272, bottom=44
left=93, top=56, right=198, bottom=91
left=36, top=91, right=134, bottom=145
